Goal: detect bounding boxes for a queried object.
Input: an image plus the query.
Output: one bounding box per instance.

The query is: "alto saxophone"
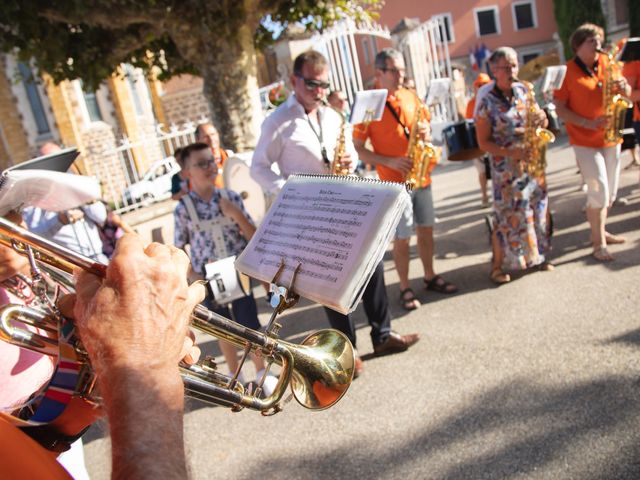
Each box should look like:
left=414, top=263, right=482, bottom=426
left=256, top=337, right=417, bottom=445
left=331, top=114, right=350, bottom=175
left=406, top=101, right=440, bottom=189
left=600, top=47, right=633, bottom=144
left=521, top=80, right=555, bottom=178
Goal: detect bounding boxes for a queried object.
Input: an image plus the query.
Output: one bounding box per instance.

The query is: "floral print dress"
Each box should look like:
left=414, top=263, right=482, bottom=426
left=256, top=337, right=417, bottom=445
left=476, top=84, right=550, bottom=270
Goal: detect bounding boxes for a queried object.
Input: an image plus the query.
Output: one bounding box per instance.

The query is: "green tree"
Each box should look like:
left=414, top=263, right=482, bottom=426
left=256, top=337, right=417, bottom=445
left=0, top=1, right=378, bottom=151
left=553, top=0, right=607, bottom=59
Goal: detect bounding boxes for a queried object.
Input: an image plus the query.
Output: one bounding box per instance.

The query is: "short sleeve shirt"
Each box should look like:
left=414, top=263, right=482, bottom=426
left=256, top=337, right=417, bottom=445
left=173, top=189, right=252, bottom=275
left=554, top=55, right=617, bottom=148
left=353, top=88, right=431, bottom=184
left=622, top=60, right=640, bottom=121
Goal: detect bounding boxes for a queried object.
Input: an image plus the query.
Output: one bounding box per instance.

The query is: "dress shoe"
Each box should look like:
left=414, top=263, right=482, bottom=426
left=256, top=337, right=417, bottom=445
left=353, top=356, right=364, bottom=379
left=373, top=331, right=420, bottom=357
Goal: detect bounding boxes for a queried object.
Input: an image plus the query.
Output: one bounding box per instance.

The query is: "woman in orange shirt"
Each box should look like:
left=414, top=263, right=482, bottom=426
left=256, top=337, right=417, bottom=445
left=554, top=23, right=631, bottom=261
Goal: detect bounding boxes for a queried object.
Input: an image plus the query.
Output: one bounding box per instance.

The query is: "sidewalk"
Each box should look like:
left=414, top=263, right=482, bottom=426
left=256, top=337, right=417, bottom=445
left=84, top=140, right=640, bottom=480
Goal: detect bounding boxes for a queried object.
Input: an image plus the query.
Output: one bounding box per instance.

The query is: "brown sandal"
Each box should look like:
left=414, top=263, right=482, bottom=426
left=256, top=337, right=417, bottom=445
left=399, top=288, right=420, bottom=311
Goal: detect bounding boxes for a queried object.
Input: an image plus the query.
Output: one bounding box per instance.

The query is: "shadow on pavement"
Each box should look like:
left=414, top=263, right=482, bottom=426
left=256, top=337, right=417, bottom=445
left=240, top=376, right=640, bottom=480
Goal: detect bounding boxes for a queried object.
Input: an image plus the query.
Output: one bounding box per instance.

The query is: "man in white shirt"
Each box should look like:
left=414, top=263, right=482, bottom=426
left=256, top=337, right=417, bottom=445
left=252, top=50, right=420, bottom=377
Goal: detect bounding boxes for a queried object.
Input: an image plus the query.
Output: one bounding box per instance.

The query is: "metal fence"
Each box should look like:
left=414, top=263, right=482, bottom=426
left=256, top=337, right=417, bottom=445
left=89, top=118, right=206, bottom=213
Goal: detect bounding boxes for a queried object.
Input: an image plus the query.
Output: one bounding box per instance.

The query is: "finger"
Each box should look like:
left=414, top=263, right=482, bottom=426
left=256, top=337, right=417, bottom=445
left=57, top=294, right=77, bottom=318
left=187, top=281, right=206, bottom=310
left=182, top=345, right=201, bottom=365
left=73, top=268, right=103, bottom=304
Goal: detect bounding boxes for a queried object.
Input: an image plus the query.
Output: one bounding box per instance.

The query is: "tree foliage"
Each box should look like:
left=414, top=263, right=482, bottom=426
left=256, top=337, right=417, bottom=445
left=0, top=0, right=380, bottom=150
left=552, top=0, right=607, bottom=59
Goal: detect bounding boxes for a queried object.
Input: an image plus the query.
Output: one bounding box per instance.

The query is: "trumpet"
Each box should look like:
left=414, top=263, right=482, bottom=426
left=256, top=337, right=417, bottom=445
left=0, top=217, right=355, bottom=417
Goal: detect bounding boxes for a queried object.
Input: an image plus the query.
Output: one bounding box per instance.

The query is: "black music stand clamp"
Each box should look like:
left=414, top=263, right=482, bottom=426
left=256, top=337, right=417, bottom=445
left=265, top=258, right=301, bottom=336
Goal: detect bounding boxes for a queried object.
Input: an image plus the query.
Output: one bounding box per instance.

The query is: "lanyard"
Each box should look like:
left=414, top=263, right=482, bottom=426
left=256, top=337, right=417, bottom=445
left=492, top=83, right=517, bottom=109
left=306, top=109, right=329, bottom=166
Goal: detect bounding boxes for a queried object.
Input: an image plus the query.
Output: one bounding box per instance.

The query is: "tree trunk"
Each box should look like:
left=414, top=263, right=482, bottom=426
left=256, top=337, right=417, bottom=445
left=197, top=24, right=264, bottom=153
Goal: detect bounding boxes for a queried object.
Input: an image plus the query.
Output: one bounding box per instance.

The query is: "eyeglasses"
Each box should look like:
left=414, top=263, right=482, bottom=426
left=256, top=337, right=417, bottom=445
left=295, top=75, right=331, bottom=91
left=495, top=64, right=518, bottom=71
left=193, top=159, right=216, bottom=169
left=381, top=67, right=406, bottom=75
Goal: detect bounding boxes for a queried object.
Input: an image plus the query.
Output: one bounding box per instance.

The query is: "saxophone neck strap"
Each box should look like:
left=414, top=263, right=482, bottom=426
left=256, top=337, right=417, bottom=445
left=385, top=101, right=410, bottom=140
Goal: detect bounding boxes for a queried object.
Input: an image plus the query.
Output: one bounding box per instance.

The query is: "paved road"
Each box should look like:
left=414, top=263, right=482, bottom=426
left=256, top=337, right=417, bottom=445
left=83, top=138, right=640, bottom=479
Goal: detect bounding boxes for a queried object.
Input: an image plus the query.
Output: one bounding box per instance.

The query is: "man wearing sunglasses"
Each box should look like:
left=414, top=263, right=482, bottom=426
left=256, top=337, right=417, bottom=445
left=252, top=51, right=420, bottom=378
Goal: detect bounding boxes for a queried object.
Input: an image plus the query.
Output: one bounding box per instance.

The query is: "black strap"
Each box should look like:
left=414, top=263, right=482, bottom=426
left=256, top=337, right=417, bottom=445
left=492, top=83, right=516, bottom=109
left=385, top=101, right=411, bottom=140
left=19, top=424, right=91, bottom=453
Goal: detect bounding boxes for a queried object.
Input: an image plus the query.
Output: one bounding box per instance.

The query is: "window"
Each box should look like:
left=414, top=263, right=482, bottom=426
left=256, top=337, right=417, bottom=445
left=512, top=1, right=537, bottom=30
left=17, top=62, right=50, bottom=135
left=434, top=13, right=455, bottom=43
left=522, top=52, right=541, bottom=65
left=474, top=6, right=500, bottom=37
left=79, top=80, right=103, bottom=122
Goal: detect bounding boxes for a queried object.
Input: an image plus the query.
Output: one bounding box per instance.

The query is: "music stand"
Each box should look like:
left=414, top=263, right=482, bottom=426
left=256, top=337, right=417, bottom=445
left=8, top=147, right=79, bottom=173
left=540, top=65, right=567, bottom=95
left=425, top=78, right=451, bottom=106
left=349, top=89, right=387, bottom=124
left=619, top=38, right=640, bottom=62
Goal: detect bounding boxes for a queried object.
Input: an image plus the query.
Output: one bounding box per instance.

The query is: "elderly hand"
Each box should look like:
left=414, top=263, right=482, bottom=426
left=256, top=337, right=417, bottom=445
left=70, top=235, right=205, bottom=376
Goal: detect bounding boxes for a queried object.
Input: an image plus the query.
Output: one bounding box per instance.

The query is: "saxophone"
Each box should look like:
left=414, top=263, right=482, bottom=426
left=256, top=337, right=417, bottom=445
left=521, top=80, right=555, bottom=178
left=331, top=114, right=350, bottom=175
left=406, top=101, right=440, bottom=189
left=600, top=47, right=633, bottom=144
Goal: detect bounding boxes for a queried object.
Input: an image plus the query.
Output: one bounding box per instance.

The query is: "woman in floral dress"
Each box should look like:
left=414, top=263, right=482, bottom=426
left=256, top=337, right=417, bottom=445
left=475, top=47, right=552, bottom=284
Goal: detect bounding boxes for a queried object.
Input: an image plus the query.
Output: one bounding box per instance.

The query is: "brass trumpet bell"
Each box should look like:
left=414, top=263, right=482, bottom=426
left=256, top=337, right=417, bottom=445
left=289, top=330, right=355, bottom=410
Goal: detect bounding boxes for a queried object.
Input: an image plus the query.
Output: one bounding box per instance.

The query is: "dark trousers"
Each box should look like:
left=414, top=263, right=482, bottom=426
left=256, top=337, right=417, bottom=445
left=323, top=261, right=391, bottom=348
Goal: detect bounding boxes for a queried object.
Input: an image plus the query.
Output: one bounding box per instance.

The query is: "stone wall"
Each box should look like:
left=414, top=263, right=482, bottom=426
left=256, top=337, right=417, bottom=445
left=0, top=56, right=32, bottom=169
left=161, top=86, right=211, bottom=127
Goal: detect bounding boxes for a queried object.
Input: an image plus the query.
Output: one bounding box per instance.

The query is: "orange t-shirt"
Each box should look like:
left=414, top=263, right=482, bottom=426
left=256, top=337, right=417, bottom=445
left=622, top=60, right=640, bottom=121
left=0, top=415, right=72, bottom=479
left=554, top=54, right=619, bottom=148
left=353, top=88, right=432, bottom=184
left=214, top=148, right=228, bottom=188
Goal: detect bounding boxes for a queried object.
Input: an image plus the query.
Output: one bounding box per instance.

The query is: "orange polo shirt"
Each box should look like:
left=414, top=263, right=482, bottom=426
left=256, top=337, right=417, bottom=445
left=353, top=88, right=432, bottom=184
left=554, top=54, right=619, bottom=148
left=622, top=60, right=640, bottom=121
left=0, top=415, right=72, bottom=479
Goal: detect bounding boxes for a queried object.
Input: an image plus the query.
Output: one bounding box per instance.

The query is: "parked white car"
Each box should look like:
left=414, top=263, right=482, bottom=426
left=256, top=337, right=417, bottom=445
left=123, top=156, right=180, bottom=204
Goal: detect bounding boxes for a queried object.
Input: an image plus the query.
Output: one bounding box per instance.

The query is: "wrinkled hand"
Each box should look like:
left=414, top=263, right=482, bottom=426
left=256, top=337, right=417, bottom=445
left=387, top=156, right=413, bottom=175
left=70, top=235, right=205, bottom=375
left=533, top=107, right=548, bottom=127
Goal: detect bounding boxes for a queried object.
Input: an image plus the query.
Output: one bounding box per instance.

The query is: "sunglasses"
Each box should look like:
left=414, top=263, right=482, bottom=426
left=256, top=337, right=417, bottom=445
left=296, top=75, right=331, bottom=91
left=381, top=67, right=406, bottom=75
left=193, top=159, right=216, bottom=169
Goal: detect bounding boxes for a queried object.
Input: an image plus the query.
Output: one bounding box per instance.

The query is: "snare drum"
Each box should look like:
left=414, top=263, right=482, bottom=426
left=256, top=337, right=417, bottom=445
left=443, top=121, right=484, bottom=161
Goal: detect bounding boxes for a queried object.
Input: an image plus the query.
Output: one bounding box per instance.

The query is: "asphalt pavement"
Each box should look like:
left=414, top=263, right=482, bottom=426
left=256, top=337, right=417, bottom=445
left=83, top=136, right=640, bottom=480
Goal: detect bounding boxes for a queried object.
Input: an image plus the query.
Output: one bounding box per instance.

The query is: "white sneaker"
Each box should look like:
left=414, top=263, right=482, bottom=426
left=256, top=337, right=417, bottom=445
left=255, top=369, right=279, bottom=397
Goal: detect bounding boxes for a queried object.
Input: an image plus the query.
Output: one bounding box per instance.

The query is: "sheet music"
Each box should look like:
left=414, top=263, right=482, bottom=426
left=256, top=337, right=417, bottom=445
left=236, top=175, right=409, bottom=313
